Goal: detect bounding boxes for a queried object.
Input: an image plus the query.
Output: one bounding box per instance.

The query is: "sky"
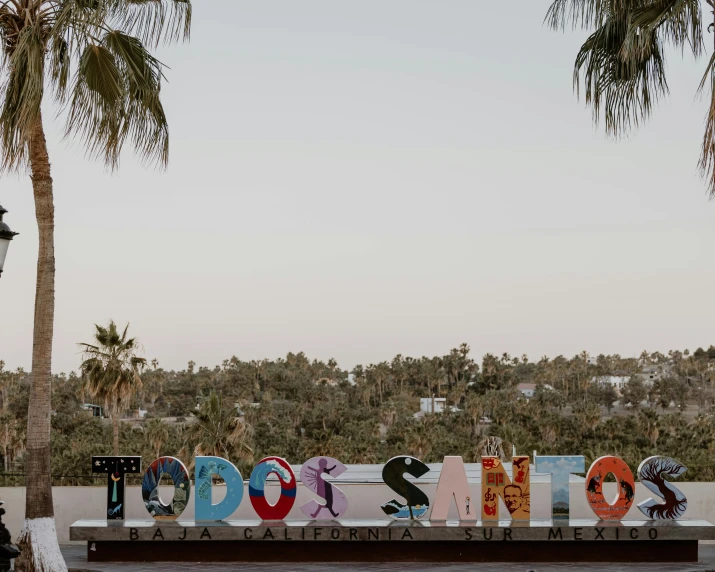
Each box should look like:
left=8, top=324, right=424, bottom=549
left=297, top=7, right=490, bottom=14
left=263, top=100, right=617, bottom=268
left=1, top=1, right=714, bottom=374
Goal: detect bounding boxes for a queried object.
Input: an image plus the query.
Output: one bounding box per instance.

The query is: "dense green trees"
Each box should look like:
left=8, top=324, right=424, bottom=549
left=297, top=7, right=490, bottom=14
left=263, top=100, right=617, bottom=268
left=1, top=344, right=715, bottom=485
left=180, top=391, right=253, bottom=472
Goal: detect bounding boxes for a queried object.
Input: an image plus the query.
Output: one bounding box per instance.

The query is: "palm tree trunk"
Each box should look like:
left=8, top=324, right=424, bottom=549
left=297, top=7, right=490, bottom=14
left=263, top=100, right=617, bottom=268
left=113, top=416, right=119, bottom=456
left=16, top=115, right=68, bottom=571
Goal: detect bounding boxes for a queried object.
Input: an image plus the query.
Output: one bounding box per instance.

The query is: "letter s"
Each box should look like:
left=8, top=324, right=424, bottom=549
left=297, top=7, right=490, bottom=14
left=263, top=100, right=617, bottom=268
left=637, top=456, right=688, bottom=520
left=380, top=455, right=430, bottom=520
left=299, top=456, right=349, bottom=520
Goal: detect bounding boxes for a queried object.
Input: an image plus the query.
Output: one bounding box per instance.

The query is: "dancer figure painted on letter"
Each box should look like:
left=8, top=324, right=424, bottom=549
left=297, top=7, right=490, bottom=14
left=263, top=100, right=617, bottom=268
left=305, top=458, right=339, bottom=517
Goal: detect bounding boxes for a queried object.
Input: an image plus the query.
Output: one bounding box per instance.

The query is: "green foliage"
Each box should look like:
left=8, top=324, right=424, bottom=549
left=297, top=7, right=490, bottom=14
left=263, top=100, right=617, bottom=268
left=2, top=343, right=715, bottom=485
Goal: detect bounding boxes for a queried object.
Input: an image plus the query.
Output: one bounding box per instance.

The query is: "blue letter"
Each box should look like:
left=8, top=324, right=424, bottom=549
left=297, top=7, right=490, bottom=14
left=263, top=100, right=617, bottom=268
left=195, top=456, right=244, bottom=521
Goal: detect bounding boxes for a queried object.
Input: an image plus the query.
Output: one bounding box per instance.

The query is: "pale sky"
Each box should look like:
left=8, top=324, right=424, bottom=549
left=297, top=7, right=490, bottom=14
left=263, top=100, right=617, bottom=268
left=1, top=1, right=714, bottom=374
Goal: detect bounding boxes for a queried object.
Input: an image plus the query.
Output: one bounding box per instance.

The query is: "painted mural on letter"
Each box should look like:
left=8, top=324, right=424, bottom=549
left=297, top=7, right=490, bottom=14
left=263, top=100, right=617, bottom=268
left=195, top=456, right=244, bottom=521
left=92, top=455, right=141, bottom=521
left=248, top=456, right=297, bottom=520
left=637, top=456, right=688, bottom=520
left=300, top=456, right=348, bottom=519
left=380, top=456, right=430, bottom=520
left=481, top=456, right=530, bottom=520
left=142, top=456, right=191, bottom=521
left=534, top=455, right=585, bottom=519
left=585, top=456, right=635, bottom=521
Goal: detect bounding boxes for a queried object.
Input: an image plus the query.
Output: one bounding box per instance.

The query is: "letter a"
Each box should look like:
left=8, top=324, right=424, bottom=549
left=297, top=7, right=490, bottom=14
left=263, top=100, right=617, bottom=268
left=431, top=456, right=476, bottom=521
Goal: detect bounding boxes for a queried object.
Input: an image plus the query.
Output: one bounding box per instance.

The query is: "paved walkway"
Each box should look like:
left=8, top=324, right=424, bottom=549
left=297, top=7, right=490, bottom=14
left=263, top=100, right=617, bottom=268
left=59, top=544, right=715, bottom=572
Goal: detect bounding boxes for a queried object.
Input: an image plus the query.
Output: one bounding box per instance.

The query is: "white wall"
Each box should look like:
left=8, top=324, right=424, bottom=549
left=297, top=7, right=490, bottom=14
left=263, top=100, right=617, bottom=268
left=2, top=481, right=713, bottom=544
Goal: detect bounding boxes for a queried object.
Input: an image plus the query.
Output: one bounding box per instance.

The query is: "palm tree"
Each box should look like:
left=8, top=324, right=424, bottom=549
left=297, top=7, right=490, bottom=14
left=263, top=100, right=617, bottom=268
left=0, top=2, right=191, bottom=569
left=145, top=418, right=170, bottom=458
left=180, top=391, right=254, bottom=469
left=546, top=0, right=715, bottom=195
left=79, top=321, right=147, bottom=455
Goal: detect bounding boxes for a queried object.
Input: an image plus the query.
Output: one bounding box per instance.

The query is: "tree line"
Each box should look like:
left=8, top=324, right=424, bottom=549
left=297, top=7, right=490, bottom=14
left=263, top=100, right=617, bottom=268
left=2, top=339, right=715, bottom=484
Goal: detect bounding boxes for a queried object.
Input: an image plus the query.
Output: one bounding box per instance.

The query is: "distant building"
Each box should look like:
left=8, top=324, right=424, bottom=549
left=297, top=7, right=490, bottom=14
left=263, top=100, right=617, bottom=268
left=638, top=366, right=666, bottom=387
left=414, top=397, right=457, bottom=419
left=82, top=403, right=103, bottom=418
left=592, top=376, right=630, bottom=393
left=517, top=383, right=536, bottom=399
left=314, top=377, right=339, bottom=387
left=420, top=397, right=446, bottom=414
left=518, top=383, right=555, bottom=399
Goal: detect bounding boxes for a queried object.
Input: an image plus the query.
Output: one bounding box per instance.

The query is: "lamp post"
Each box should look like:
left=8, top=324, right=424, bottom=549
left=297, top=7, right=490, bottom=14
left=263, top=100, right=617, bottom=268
left=0, top=204, right=19, bottom=279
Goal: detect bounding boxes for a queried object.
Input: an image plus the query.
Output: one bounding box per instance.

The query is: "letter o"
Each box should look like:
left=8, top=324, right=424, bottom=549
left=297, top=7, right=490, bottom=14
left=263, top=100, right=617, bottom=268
left=141, top=457, right=191, bottom=521
left=584, top=456, right=635, bottom=521
left=249, top=456, right=297, bottom=520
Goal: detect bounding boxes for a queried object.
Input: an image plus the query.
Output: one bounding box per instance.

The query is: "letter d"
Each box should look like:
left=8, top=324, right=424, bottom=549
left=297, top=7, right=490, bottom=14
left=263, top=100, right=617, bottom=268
left=195, top=456, right=244, bottom=521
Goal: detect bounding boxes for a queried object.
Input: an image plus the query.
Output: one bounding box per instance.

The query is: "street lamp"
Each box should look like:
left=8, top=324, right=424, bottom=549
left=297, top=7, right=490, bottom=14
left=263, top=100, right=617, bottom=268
left=0, top=204, right=19, bottom=279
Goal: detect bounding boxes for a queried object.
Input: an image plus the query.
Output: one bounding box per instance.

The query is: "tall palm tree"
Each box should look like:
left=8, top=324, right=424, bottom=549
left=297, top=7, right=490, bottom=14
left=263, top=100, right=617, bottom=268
left=180, top=391, right=254, bottom=470
left=79, top=321, right=146, bottom=455
left=546, top=0, right=715, bottom=195
left=0, top=2, right=190, bottom=569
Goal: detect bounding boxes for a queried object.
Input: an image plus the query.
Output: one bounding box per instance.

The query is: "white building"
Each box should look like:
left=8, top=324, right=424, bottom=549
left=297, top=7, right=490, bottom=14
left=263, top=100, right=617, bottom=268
left=419, top=397, right=446, bottom=414
left=516, top=383, right=554, bottom=399
left=592, top=375, right=630, bottom=392
left=517, top=383, right=536, bottom=399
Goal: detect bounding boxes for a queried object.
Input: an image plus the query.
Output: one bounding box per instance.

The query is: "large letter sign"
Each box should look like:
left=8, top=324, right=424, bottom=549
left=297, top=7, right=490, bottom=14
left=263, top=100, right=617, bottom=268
left=380, top=455, right=430, bottom=520
left=534, top=455, right=585, bottom=520
left=431, top=456, right=476, bottom=521
left=142, top=456, right=191, bottom=521
left=93, top=451, right=699, bottom=529
left=481, top=456, right=531, bottom=521
left=249, top=456, right=297, bottom=520
left=92, top=456, right=141, bottom=520
left=637, top=456, right=688, bottom=520
left=195, top=456, right=244, bottom=521
left=585, top=456, right=635, bottom=520
left=300, top=456, right=348, bottom=520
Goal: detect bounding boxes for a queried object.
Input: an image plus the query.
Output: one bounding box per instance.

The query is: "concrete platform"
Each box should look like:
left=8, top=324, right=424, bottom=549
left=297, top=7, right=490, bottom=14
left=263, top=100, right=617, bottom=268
left=60, top=543, right=715, bottom=571
left=69, top=519, right=715, bottom=563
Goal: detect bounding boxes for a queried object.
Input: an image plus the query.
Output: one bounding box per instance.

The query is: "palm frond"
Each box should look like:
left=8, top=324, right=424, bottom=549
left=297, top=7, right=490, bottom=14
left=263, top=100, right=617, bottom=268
left=628, top=0, right=702, bottom=57
left=0, top=0, right=190, bottom=171
left=697, top=51, right=715, bottom=198
left=110, top=0, right=191, bottom=47
left=64, top=28, right=168, bottom=168
left=574, top=13, right=668, bottom=137
left=545, top=0, right=612, bottom=30
left=0, top=23, right=45, bottom=169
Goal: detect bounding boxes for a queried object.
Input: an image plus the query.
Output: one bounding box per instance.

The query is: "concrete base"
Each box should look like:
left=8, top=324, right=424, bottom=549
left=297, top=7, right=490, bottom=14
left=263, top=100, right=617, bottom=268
left=71, top=519, right=715, bottom=563
left=86, top=539, right=699, bottom=563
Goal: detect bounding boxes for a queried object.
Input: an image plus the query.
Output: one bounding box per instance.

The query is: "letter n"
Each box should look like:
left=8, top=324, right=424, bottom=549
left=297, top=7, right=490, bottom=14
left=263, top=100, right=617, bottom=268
left=481, top=455, right=530, bottom=521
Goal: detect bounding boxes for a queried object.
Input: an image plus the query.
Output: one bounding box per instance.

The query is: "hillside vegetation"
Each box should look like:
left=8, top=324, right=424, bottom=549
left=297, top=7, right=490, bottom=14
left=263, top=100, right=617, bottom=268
left=1, top=345, right=714, bottom=484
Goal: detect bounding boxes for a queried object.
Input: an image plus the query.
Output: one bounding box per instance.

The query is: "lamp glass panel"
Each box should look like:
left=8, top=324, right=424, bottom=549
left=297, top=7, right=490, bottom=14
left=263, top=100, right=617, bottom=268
left=0, top=238, right=10, bottom=272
